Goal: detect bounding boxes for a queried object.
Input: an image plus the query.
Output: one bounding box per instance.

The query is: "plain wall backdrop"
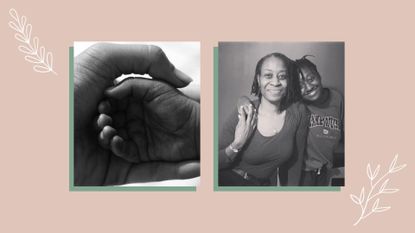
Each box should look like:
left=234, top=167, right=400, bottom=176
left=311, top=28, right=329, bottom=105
left=218, top=42, right=344, bottom=131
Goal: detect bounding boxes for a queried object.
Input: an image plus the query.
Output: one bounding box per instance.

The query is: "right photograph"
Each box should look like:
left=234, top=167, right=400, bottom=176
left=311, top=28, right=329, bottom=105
left=216, top=42, right=344, bottom=188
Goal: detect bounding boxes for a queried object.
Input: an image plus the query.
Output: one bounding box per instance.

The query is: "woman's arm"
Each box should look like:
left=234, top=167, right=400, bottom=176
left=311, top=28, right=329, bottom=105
left=218, top=108, right=239, bottom=169
left=218, top=98, right=257, bottom=169
left=334, top=93, right=345, bottom=165
left=282, top=103, right=309, bottom=186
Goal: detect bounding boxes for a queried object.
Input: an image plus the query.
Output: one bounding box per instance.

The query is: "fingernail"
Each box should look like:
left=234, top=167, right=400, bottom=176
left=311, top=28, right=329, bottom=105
left=175, top=69, right=193, bottom=84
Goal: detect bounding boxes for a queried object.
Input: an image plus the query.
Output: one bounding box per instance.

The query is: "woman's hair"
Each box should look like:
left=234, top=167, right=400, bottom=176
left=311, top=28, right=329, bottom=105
left=295, top=55, right=320, bottom=80
left=251, top=52, right=301, bottom=112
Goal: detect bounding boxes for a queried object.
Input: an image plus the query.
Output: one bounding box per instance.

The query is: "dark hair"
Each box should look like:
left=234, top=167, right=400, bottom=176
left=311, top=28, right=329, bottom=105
left=251, top=53, right=301, bottom=112
left=295, top=55, right=320, bottom=80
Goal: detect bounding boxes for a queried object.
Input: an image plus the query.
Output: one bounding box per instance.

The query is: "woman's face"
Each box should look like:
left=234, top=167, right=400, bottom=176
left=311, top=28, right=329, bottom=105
left=299, top=66, right=322, bottom=101
left=257, top=56, right=288, bottom=103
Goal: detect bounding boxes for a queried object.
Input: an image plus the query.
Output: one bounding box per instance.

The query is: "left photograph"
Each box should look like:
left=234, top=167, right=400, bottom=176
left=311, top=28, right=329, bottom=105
left=71, top=42, right=200, bottom=188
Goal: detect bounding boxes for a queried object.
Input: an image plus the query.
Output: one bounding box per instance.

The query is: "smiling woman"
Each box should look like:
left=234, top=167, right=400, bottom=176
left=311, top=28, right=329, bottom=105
left=296, top=55, right=344, bottom=186
left=218, top=51, right=309, bottom=186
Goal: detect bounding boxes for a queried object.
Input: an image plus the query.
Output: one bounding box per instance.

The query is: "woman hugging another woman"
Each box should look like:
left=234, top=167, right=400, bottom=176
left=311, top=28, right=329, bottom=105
left=218, top=53, right=309, bottom=186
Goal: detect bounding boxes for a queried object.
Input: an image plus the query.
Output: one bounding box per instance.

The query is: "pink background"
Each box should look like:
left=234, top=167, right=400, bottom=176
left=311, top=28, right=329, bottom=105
left=1, top=0, right=414, bottom=232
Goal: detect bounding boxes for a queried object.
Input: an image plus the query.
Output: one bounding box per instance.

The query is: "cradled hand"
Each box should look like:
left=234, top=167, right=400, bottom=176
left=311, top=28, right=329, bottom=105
left=95, top=77, right=199, bottom=164
left=74, top=43, right=199, bottom=186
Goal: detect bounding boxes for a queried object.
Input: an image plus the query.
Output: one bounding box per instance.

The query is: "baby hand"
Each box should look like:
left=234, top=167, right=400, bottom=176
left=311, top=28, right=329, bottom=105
left=95, top=78, right=200, bottom=164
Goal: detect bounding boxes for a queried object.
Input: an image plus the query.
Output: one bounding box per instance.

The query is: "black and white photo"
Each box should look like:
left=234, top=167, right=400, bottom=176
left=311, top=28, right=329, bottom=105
left=218, top=42, right=344, bottom=187
left=73, top=42, right=200, bottom=187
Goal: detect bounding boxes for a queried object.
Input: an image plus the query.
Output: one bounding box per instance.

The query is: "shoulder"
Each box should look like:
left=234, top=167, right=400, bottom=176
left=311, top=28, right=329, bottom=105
left=236, top=95, right=258, bottom=108
left=328, top=88, right=344, bottom=103
left=328, top=88, right=344, bottom=118
left=289, top=101, right=309, bottom=114
left=287, top=101, right=309, bottom=120
left=227, top=96, right=258, bottom=120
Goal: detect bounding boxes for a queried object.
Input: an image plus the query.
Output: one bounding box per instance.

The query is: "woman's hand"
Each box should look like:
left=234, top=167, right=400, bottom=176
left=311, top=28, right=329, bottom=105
left=96, top=78, right=199, bottom=164
left=232, top=103, right=257, bottom=150
left=74, top=43, right=199, bottom=186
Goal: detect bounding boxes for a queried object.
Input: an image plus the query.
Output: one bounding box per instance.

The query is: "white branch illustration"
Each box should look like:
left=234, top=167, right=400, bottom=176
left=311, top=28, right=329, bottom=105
left=350, top=154, right=406, bottom=226
left=8, top=8, right=57, bottom=75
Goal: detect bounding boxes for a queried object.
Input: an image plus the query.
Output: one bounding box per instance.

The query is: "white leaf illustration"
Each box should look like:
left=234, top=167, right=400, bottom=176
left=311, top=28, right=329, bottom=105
left=8, top=21, right=21, bottom=32
left=33, top=65, right=51, bottom=73
left=382, top=188, right=399, bottom=194
left=39, top=46, right=45, bottom=60
left=372, top=198, right=380, bottom=212
left=372, top=165, right=380, bottom=179
left=374, top=206, right=391, bottom=213
left=359, top=187, right=365, bottom=203
left=9, top=9, right=19, bottom=23
left=350, top=194, right=361, bottom=205
left=367, top=164, right=373, bottom=180
left=14, top=33, right=26, bottom=43
left=24, top=55, right=42, bottom=64
left=46, top=52, right=53, bottom=67
left=33, top=37, right=39, bottom=51
left=9, top=8, right=57, bottom=75
left=20, top=16, right=27, bottom=28
left=391, top=164, right=407, bottom=173
left=352, top=154, right=406, bottom=226
left=379, top=179, right=390, bottom=193
left=24, top=24, right=32, bottom=42
left=18, top=45, right=33, bottom=55
left=389, top=154, right=398, bottom=172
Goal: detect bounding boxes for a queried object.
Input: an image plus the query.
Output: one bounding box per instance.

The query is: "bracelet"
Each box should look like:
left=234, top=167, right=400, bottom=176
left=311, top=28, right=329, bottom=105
left=229, top=144, right=240, bottom=153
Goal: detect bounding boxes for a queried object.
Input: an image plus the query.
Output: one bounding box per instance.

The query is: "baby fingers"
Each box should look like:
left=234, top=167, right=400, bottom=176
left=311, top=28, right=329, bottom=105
left=98, top=100, right=113, bottom=114
left=98, top=125, right=117, bottom=149
left=110, top=136, right=140, bottom=163
left=96, top=113, right=113, bottom=130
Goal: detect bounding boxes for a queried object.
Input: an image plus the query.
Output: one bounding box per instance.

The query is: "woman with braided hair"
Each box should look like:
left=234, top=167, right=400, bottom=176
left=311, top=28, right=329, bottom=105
left=218, top=52, right=309, bottom=186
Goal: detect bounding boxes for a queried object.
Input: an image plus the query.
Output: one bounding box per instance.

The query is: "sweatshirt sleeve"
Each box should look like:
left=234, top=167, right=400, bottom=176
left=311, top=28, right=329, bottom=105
left=334, top=90, right=345, bottom=160
left=218, top=107, right=239, bottom=170
left=340, top=92, right=345, bottom=145
left=285, top=103, right=309, bottom=185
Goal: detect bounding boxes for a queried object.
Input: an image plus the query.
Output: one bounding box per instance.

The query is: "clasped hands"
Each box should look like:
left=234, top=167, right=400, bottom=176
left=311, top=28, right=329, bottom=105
left=231, top=96, right=257, bottom=150
left=74, top=43, right=200, bottom=186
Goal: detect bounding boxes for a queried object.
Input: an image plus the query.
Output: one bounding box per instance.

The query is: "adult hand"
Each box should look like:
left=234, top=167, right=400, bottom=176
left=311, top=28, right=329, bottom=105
left=231, top=99, right=257, bottom=150
left=96, top=77, right=199, bottom=164
left=74, top=43, right=199, bottom=186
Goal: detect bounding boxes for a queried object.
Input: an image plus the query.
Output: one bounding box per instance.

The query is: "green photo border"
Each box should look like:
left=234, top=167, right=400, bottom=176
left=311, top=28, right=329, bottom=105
left=69, top=47, right=196, bottom=192
left=213, top=46, right=341, bottom=192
